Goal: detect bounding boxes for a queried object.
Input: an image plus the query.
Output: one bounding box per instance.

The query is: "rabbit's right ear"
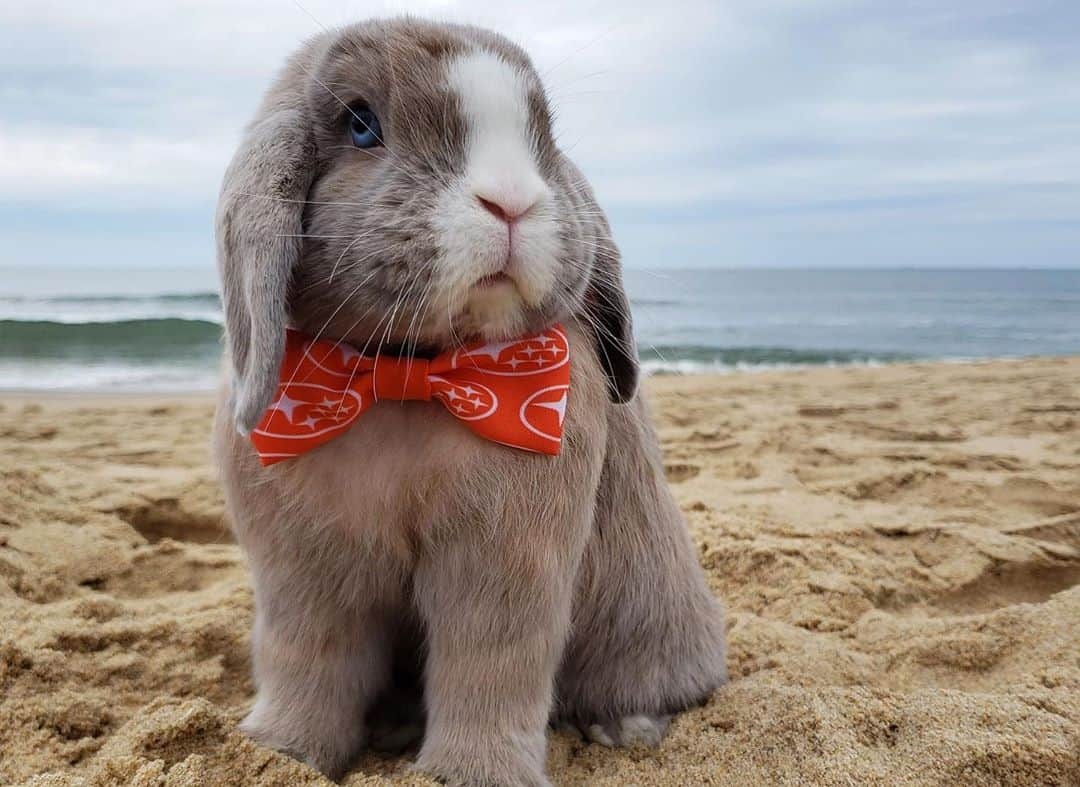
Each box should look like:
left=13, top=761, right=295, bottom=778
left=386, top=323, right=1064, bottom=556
left=215, top=73, right=317, bottom=435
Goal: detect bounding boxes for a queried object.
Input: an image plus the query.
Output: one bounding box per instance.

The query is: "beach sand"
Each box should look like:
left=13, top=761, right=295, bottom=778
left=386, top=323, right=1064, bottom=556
left=3, top=358, right=1079, bottom=786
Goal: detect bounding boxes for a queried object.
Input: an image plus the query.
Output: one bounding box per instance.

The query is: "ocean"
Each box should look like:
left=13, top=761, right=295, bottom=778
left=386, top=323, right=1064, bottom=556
left=2, top=267, right=1078, bottom=392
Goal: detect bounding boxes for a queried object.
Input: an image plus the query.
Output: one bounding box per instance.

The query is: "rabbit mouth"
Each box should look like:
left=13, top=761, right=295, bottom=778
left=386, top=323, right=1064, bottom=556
left=473, top=271, right=514, bottom=289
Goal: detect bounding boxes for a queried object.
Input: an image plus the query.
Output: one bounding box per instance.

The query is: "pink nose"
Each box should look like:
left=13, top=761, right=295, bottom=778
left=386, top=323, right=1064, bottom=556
left=477, top=195, right=531, bottom=224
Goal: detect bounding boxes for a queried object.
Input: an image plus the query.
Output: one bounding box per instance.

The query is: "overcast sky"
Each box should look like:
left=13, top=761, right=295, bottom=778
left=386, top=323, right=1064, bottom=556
left=2, top=0, right=1078, bottom=269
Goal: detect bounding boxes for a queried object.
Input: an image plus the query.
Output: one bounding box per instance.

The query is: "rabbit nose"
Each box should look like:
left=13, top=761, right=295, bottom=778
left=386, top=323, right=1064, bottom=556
left=477, top=196, right=515, bottom=223
left=474, top=188, right=542, bottom=224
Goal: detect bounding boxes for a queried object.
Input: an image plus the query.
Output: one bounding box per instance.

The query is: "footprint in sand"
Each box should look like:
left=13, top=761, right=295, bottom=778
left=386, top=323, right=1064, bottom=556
left=110, top=483, right=231, bottom=545
left=96, top=542, right=243, bottom=600
left=664, top=463, right=701, bottom=483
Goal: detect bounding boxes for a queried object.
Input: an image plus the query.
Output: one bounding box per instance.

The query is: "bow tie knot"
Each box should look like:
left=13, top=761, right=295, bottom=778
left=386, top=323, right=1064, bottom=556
left=250, top=326, right=572, bottom=465
left=371, top=355, right=432, bottom=402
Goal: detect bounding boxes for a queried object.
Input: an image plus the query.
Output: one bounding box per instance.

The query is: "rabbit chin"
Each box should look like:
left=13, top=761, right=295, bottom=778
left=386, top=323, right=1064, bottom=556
left=459, top=280, right=531, bottom=339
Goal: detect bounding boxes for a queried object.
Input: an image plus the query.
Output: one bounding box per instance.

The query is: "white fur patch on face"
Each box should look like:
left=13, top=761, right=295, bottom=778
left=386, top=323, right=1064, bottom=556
left=430, top=49, right=561, bottom=341
left=449, top=50, right=550, bottom=215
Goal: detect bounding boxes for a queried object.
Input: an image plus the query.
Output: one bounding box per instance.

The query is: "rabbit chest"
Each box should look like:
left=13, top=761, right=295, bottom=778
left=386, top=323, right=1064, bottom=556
left=254, top=323, right=608, bottom=556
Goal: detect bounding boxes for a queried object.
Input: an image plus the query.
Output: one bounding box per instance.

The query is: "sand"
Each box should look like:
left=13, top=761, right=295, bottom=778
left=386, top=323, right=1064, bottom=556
left=2, top=357, right=1079, bottom=786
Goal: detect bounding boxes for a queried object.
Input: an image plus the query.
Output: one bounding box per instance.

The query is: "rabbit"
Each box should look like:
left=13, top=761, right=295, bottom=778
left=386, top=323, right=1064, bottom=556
left=212, top=17, right=727, bottom=787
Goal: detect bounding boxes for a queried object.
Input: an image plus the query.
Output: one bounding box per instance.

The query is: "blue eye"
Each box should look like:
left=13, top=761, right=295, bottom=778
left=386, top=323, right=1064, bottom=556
left=348, top=106, right=382, bottom=148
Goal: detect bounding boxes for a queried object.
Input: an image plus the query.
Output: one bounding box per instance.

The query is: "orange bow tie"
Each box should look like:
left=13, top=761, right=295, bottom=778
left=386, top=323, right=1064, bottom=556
left=251, top=326, right=571, bottom=465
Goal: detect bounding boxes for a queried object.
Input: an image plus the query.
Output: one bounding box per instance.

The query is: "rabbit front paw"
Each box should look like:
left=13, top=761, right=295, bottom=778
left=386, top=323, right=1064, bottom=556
left=240, top=707, right=359, bottom=781
left=574, top=713, right=672, bottom=748
left=414, top=745, right=551, bottom=787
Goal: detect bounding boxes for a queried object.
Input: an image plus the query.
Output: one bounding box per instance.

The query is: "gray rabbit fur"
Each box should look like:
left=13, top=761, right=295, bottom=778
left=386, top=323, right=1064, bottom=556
left=213, top=17, right=727, bottom=786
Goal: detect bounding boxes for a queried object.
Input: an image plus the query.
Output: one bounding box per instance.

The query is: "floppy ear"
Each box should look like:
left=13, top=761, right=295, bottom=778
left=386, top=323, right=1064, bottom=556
left=215, top=64, right=318, bottom=434
left=583, top=213, right=639, bottom=404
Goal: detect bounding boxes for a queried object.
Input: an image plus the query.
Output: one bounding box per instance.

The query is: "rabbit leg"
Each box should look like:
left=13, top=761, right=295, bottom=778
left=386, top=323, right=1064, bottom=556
left=556, top=400, right=728, bottom=746
left=412, top=502, right=595, bottom=787
left=240, top=546, right=403, bottom=780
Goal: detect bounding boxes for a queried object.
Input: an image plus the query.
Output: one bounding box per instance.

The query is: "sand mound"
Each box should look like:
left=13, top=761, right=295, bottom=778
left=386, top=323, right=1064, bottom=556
left=3, top=358, right=1079, bottom=785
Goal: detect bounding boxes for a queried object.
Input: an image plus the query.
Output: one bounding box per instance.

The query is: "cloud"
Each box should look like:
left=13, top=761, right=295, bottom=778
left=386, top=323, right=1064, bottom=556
left=0, top=125, right=229, bottom=207
left=2, top=0, right=1079, bottom=268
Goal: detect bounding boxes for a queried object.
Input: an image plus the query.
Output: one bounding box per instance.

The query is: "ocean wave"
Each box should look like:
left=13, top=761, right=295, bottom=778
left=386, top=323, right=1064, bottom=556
left=0, top=293, right=223, bottom=325
left=639, top=344, right=912, bottom=374
left=0, top=318, right=222, bottom=361
left=0, top=292, right=220, bottom=305
left=0, top=317, right=920, bottom=391
left=0, top=360, right=221, bottom=392
left=0, top=319, right=912, bottom=368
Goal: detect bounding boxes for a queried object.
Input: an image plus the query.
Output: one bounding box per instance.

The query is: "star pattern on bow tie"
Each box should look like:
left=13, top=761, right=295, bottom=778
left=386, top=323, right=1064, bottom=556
left=251, top=325, right=571, bottom=465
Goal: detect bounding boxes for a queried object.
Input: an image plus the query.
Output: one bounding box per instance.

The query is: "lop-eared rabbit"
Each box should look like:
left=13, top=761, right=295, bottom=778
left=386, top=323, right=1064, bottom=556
left=214, top=17, right=726, bottom=786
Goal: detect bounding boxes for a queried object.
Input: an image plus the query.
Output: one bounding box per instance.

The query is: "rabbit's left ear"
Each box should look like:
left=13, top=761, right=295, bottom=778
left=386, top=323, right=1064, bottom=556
left=215, top=56, right=319, bottom=434
left=583, top=215, right=639, bottom=404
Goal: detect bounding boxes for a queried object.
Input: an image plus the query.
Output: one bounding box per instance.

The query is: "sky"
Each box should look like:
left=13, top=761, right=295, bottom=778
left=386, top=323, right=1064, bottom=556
left=2, top=0, right=1079, bottom=270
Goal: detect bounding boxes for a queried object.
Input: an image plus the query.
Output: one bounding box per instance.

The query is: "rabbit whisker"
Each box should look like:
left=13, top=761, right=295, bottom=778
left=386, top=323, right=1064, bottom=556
left=401, top=273, right=439, bottom=400
left=225, top=189, right=376, bottom=209
left=329, top=227, right=384, bottom=284
left=365, top=267, right=423, bottom=413
left=278, top=266, right=382, bottom=394
left=275, top=233, right=354, bottom=239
